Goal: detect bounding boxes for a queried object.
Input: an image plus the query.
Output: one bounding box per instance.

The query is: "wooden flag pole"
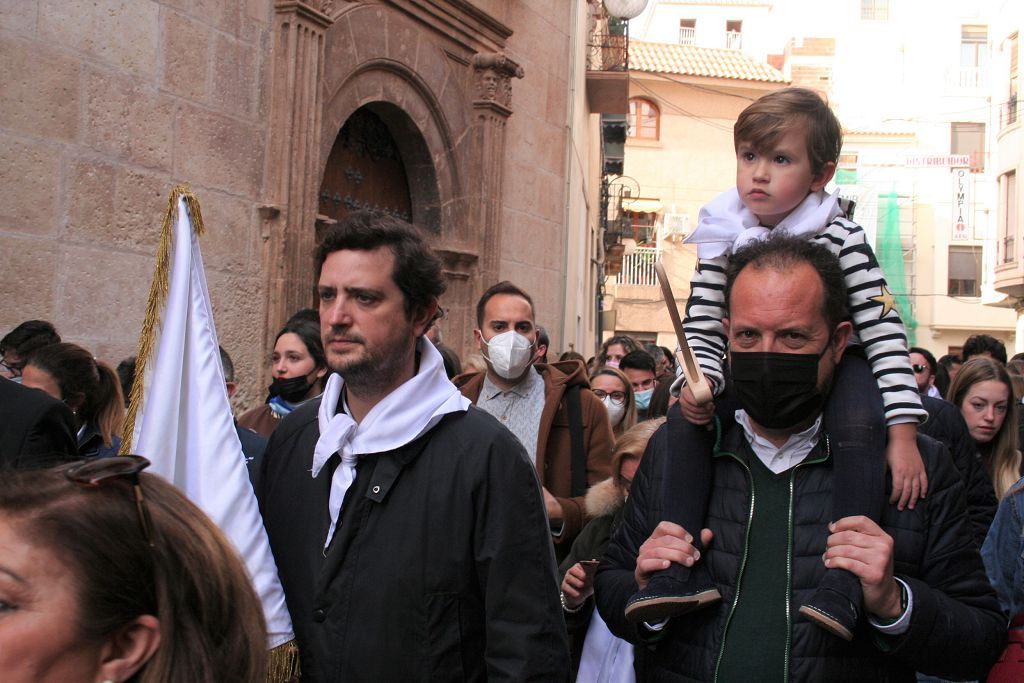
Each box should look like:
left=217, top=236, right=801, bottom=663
left=655, top=261, right=713, bottom=405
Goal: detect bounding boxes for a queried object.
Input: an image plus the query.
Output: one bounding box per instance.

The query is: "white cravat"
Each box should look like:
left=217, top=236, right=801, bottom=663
left=312, top=338, right=471, bottom=547
left=686, top=188, right=844, bottom=259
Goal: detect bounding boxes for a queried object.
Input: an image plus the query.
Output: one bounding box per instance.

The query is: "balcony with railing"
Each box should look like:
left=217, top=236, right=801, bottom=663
left=586, top=16, right=629, bottom=113
left=945, top=66, right=987, bottom=90
left=679, top=26, right=695, bottom=45
left=725, top=31, right=743, bottom=51
left=616, top=247, right=660, bottom=287
left=1001, top=96, right=1020, bottom=131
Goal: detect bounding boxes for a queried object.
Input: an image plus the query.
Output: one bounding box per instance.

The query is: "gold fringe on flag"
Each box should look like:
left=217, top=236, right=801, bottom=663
left=119, top=185, right=206, bottom=454
left=266, top=639, right=302, bottom=682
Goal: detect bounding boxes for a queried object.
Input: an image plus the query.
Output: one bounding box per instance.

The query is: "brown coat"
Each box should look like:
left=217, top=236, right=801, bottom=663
left=237, top=404, right=281, bottom=439
left=454, top=360, right=615, bottom=550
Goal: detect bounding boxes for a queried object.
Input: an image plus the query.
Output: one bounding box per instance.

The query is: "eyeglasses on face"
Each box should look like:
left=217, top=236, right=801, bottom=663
left=912, top=364, right=929, bottom=374
left=1, top=358, right=24, bottom=377
left=592, top=389, right=627, bottom=405
left=65, top=455, right=155, bottom=547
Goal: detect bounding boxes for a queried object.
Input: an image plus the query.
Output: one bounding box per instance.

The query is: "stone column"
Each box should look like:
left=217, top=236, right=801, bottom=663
left=470, top=53, right=524, bottom=289
left=260, top=1, right=333, bottom=343
left=435, top=248, right=480, bottom=358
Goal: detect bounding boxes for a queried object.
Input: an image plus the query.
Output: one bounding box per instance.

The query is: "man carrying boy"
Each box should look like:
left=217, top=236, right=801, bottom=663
left=627, top=88, right=930, bottom=642
left=597, top=235, right=1004, bottom=680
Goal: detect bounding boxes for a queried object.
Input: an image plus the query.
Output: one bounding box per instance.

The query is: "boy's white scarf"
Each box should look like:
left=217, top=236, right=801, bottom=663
left=685, top=188, right=844, bottom=259
left=312, top=337, right=471, bottom=546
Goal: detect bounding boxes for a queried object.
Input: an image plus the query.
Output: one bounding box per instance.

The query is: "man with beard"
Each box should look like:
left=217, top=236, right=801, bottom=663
left=256, top=212, right=570, bottom=681
left=595, top=235, right=1004, bottom=681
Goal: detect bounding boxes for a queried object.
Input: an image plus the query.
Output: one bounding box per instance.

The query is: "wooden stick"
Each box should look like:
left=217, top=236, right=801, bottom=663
left=655, top=261, right=713, bottom=405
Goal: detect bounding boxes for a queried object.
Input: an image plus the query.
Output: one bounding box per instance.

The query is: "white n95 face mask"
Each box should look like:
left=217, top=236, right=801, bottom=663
left=602, top=396, right=626, bottom=426
left=482, top=330, right=535, bottom=379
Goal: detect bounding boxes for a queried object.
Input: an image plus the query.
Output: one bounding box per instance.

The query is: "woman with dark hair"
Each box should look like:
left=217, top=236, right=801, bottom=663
left=21, top=342, right=123, bottom=458
left=0, top=456, right=268, bottom=682
left=949, top=357, right=1023, bottom=499
left=239, top=318, right=327, bottom=438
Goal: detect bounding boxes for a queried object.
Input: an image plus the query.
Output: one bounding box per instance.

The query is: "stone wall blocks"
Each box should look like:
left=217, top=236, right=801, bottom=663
left=0, top=34, right=80, bottom=142
left=161, top=10, right=212, bottom=101
left=0, top=236, right=59, bottom=328
left=67, top=159, right=170, bottom=251
left=83, top=69, right=175, bottom=170
left=189, top=0, right=241, bottom=36
left=66, top=158, right=119, bottom=242
left=55, top=245, right=153, bottom=343
left=211, top=34, right=259, bottom=119
left=38, top=0, right=159, bottom=78
left=345, top=5, right=388, bottom=65
left=0, top=1, right=39, bottom=35
left=190, top=190, right=255, bottom=273
left=175, top=105, right=264, bottom=197
left=0, top=136, right=61, bottom=236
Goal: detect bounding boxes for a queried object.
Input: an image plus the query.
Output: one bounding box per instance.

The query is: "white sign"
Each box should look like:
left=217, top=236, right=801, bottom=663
left=951, top=168, right=971, bottom=241
left=907, top=154, right=972, bottom=168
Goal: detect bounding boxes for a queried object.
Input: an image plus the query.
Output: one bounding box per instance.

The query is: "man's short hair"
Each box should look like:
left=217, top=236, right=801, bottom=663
left=724, top=234, right=849, bottom=331
left=619, top=349, right=656, bottom=375
left=0, top=319, right=61, bottom=357
left=938, top=353, right=962, bottom=370
left=314, top=211, right=446, bottom=319
left=734, top=87, right=842, bottom=177
left=218, top=346, right=235, bottom=383
left=909, top=347, right=937, bottom=375
left=961, top=334, right=1007, bottom=365
left=537, top=325, right=550, bottom=349
left=475, top=281, right=535, bottom=328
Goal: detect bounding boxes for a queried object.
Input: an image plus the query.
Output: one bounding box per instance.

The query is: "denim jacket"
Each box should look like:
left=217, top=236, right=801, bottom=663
left=982, top=477, right=1024, bottom=619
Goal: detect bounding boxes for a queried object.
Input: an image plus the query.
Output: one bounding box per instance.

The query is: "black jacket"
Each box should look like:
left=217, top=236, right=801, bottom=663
left=0, top=378, right=78, bottom=469
left=595, top=412, right=1005, bottom=682
left=257, top=399, right=570, bottom=681
left=919, top=395, right=998, bottom=547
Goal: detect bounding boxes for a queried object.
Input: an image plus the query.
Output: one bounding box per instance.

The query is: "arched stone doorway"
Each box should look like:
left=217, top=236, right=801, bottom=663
left=317, top=103, right=442, bottom=238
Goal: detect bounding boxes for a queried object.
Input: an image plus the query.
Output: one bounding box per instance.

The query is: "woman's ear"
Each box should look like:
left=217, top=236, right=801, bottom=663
left=96, top=615, right=161, bottom=683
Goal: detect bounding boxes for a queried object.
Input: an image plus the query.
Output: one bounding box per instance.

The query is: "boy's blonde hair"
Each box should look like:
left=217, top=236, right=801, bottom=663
left=734, top=87, right=842, bottom=177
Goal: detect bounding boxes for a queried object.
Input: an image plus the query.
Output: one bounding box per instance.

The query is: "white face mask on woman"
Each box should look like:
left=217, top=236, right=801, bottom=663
left=482, top=330, right=535, bottom=379
left=602, top=395, right=626, bottom=426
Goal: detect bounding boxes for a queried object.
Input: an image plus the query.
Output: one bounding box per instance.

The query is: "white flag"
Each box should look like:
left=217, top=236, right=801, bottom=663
left=122, top=187, right=294, bottom=651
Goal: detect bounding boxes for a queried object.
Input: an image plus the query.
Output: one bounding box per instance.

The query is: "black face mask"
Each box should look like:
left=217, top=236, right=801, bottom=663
left=729, top=346, right=830, bottom=430
left=267, top=375, right=314, bottom=403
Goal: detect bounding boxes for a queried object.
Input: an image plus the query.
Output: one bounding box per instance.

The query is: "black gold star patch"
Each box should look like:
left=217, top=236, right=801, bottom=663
left=869, top=285, right=897, bottom=318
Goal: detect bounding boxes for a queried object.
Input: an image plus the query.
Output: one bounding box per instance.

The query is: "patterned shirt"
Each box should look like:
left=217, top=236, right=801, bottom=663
left=684, top=216, right=927, bottom=425
left=477, top=368, right=546, bottom=466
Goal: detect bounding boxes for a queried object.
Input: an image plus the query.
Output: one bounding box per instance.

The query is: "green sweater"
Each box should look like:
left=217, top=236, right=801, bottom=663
left=716, top=445, right=793, bottom=682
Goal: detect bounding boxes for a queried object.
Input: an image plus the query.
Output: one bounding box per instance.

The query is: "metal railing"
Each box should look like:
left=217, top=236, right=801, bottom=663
left=946, top=66, right=986, bottom=89
left=587, top=31, right=628, bottom=72
left=1001, top=96, right=1020, bottom=130
left=725, top=31, right=742, bottom=50
left=679, top=27, right=695, bottom=45
left=617, top=247, right=660, bottom=286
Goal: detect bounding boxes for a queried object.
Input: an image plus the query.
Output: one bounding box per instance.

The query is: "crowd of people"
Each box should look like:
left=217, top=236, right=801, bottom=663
left=1, top=86, right=1022, bottom=682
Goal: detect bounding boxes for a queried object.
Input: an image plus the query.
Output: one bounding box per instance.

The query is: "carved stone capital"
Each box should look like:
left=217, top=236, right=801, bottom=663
left=472, top=53, right=524, bottom=108
left=274, top=0, right=334, bottom=27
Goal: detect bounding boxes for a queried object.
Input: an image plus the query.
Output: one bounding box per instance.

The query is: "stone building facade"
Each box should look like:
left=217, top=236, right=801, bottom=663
left=0, top=0, right=602, bottom=410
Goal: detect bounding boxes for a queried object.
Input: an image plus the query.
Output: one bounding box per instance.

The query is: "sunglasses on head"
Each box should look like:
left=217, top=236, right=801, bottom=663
left=65, top=455, right=155, bottom=547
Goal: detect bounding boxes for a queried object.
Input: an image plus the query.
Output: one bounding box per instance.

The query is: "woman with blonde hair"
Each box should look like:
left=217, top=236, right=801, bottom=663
left=559, top=417, right=665, bottom=680
left=0, top=456, right=268, bottom=682
left=589, top=366, right=637, bottom=437
left=949, top=357, right=1022, bottom=499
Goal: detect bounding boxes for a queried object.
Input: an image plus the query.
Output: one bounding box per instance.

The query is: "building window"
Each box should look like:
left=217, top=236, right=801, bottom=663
left=956, top=25, right=988, bottom=88
left=628, top=98, right=659, bottom=140
left=626, top=211, right=658, bottom=244
left=679, top=19, right=696, bottom=46
left=1001, top=171, right=1018, bottom=263
left=725, top=20, right=742, bottom=50
left=948, top=246, right=981, bottom=297
left=951, top=122, right=985, bottom=172
left=861, top=0, right=889, bottom=20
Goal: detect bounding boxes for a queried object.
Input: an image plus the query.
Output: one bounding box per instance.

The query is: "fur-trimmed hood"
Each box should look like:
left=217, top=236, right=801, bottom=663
left=584, top=476, right=624, bottom=519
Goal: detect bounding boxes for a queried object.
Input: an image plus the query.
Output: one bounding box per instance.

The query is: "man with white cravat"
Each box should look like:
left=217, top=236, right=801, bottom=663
left=256, top=212, right=570, bottom=681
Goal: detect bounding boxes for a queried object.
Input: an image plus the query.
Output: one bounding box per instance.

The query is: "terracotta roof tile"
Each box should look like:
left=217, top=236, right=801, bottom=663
left=629, top=40, right=788, bottom=83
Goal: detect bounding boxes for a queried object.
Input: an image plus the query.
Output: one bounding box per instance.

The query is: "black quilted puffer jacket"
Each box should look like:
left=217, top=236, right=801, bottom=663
left=596, top=411, right=1006, bottom=682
